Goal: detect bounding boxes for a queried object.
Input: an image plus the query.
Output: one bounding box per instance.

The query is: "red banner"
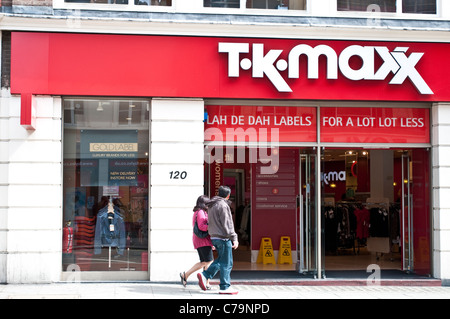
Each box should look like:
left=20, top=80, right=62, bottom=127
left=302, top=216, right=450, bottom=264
left=320, top=107, right=430, bottom=144
left=11, top=32, right=450, bottom=102
left=204, top=105, right=317, bottom=143
left=205, top=106, right=429, bottom=144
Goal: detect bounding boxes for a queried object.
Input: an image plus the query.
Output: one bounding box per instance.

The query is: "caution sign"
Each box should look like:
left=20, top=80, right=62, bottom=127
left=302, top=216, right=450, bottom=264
left=257, top=237, right=276, bottom=265
left=278, top=236, right=293, bottom=265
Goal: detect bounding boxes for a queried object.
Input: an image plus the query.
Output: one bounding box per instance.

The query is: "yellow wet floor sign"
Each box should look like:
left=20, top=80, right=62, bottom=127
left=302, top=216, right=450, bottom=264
left=278, top=236, right=292, bottom=264
left=257, top=237, right=276, bottom=265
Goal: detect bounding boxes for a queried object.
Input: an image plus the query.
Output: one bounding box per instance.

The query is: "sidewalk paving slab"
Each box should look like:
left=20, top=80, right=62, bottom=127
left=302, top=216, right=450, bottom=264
left=1, top=282, right=450, bottom=299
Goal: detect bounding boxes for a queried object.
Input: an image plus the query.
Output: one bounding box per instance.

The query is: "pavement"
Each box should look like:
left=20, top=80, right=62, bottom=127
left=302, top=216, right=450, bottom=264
left=1, top=281, right=450, bottom=300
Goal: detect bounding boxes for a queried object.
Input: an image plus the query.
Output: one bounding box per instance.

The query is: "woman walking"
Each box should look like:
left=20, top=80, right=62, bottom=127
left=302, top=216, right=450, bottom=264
left=180, top=195, right=214, bottom=288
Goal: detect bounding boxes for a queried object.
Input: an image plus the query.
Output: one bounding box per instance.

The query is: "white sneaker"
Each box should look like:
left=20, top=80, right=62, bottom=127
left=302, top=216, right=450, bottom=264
left=197, top=273, right=207, bottom=291
left=219, top=287, right=239, bottom=295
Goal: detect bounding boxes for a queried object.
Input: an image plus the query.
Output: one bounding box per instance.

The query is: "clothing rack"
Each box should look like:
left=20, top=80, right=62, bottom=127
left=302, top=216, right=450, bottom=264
left=324, top=202, right=358, bottom=255
left=323, top=199, right=400, bottom=258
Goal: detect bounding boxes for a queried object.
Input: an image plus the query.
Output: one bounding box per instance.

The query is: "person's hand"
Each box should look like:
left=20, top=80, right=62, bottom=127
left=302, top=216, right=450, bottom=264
left=232, top=240, right=239, bottom=249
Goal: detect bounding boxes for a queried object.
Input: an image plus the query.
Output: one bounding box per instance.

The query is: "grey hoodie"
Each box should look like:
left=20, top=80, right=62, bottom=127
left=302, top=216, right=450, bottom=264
left=207, top=196, right=238, bottom=242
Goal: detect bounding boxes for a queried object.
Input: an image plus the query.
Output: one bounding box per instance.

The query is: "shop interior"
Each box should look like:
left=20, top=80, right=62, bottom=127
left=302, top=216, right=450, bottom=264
left=207, top=147, right=431, bottom=276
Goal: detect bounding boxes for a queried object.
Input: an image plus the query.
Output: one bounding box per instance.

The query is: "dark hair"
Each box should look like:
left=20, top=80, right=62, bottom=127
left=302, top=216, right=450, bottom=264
left=218, top=185, right=231, bottom=198
left=193, top=195, right=211, bottom=212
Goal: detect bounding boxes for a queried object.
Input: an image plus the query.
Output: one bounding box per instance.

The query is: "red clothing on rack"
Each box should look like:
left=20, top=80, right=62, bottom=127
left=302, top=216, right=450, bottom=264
left=354, top=207, right=370, bottom=239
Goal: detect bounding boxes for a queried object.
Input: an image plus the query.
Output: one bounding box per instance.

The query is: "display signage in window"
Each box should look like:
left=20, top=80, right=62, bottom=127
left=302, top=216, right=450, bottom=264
left=320, top=107, right=430, bottom=144
left=205, top=106, right=430, bottom=144
left=204, top=105, right=317, bottom=143
left=81, top=130, right=138, bottom=159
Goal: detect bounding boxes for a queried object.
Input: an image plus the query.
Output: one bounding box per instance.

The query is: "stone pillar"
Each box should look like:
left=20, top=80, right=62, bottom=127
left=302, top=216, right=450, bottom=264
left=0, top=92, right=62, bottom=283
left=432, top=102, right=450, bottom=283
left=149, top=98, right=205, bottom=281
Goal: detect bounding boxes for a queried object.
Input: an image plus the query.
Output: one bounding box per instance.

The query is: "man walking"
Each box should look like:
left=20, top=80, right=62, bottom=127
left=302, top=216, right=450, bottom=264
left=197, top=185, right=239, bottom=294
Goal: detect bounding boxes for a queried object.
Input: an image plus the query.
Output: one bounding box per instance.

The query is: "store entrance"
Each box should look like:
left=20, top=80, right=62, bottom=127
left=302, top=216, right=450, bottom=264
left=321, top=148, right=431, bottom=277
left=205, top=147, right=319, bottom=275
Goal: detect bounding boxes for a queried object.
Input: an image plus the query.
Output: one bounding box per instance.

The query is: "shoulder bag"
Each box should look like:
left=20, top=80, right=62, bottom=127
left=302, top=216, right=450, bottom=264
left=193, top=211, right=209, bottom=239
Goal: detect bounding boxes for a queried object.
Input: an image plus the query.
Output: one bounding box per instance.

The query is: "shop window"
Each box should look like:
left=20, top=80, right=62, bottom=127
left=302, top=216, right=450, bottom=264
left=119, top=101, right=144, bottom=125
left=135, top=0, right=171, bottom=6
left=337, top=0, right=396, bottom=12
left=246, top=0, right=306, bottom=9
left=62, top=98, right=150, bottom=275
left=203, top=0, right=240, bottom=8
left=402, top=0, right=436, bottom=14
left=337, top=0, right=436, bottom=14
left=64, top=0, right=171, bottom=5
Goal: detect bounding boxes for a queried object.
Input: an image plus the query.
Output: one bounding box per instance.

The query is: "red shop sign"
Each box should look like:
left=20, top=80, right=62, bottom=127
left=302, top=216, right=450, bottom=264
left=204, top=105, right=317, bottom=143
left=11, top=32, right=450, bottom=102
left=320, top=107, right=430, bottom=144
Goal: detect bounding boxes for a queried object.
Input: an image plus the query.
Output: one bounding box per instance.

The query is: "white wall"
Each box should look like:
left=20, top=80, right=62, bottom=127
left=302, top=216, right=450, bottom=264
left=432, top=102, right=450, bottom=284
left=0, top=92, right=62, bottom=283
left=149, top=98, right=205, bottom=281
left=440, top=0, right=450, bottom=19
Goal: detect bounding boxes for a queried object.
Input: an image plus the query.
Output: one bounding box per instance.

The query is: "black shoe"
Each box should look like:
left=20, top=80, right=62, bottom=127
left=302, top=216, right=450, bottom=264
left=179, top=272, right=187, bottom=287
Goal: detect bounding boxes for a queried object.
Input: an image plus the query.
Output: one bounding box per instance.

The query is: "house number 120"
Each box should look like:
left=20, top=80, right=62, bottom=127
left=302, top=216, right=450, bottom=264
left=169, top=171, right=187, bottom=180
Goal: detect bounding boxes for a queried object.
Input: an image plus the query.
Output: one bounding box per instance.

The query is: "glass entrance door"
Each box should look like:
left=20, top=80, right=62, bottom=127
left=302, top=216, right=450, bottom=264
left=297, top=150, right=320, bottom=277
left=319, top=148, right=431, bottom=277
left=401, top=153, right=414, bottom=272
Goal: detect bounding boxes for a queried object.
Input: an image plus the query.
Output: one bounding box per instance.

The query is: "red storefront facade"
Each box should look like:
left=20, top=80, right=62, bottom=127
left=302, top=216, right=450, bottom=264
left=9, top=31, right=448, bottom=281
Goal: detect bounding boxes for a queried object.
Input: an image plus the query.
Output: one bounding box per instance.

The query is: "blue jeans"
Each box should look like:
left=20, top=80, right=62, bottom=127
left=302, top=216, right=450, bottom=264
left=202, top=239, right=233, bottom=290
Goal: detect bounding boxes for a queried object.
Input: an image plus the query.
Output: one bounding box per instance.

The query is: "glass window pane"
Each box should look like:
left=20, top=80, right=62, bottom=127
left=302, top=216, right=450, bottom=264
left=245, top=0, right=306, bottom=10
left=63, top=99, right=149, bottom=273
left=135, top=0, right=172, bottom=6
left=64, top=0, right=130, bottom=4
left=337, top=0, right=396, bottom=12
left=64, top=0, right=172, bottom=5
left=402, top=0, right=436, bottom=14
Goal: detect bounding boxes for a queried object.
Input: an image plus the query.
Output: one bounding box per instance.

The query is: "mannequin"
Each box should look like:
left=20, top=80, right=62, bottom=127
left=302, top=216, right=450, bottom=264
left=94, top=197, right=126, bottom=268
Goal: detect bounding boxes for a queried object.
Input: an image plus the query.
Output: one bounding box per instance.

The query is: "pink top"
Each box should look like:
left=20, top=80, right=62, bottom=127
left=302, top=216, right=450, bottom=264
left=192, top=209, right=213, bottom=249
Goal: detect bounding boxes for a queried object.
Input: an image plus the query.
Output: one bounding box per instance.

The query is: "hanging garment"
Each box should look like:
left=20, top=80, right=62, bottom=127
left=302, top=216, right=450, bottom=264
left=369, top=207, right=389, bottom=237
left=324, top=207, right=338, bottom=252
left=94, top=206, right=126, bottom=255
left=354, top=207, right=370, bottom=239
